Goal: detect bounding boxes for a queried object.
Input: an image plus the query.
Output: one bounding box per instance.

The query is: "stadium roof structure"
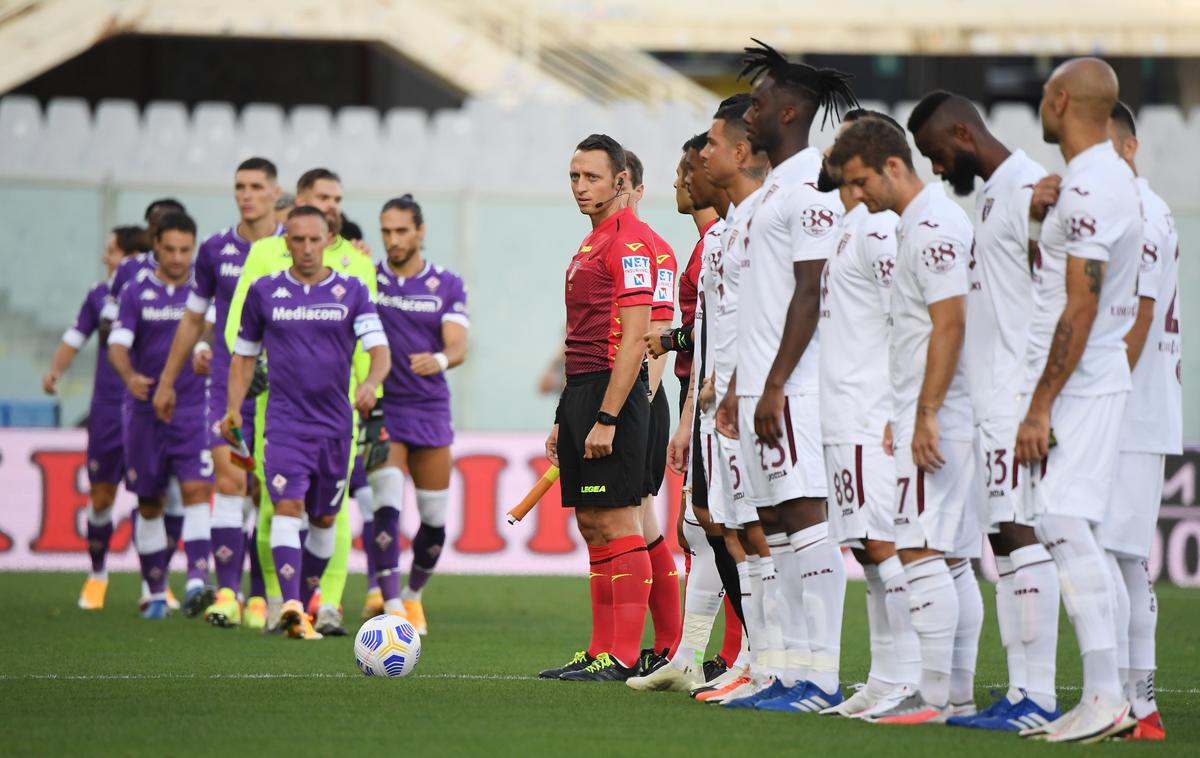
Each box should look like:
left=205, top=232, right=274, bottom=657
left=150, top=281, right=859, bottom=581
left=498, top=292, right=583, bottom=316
left=0, top=0, right=715, bottom=107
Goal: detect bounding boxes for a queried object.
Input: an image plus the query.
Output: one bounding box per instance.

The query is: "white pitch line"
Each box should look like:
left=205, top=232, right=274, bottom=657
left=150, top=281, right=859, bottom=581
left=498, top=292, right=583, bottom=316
left=0, top=673, right=1196, bottom=693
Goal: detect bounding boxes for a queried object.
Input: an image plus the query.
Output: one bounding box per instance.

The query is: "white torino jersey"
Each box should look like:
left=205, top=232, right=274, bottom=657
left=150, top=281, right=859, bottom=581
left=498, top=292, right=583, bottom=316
left=965, top=150, right=1046, bottom=422
left=1121, top=178, right=1182, bottom=454
left=736, top=147, right=842, bottom=396
left=890, top=183, right=974, bottom=445
left=1024, top=141, right=1141, bottom=396
left=695, top=218, right=724, bottom=431
left=819, top=203, right=897, bottom=444
left=711, top=192, right=759, bottom=399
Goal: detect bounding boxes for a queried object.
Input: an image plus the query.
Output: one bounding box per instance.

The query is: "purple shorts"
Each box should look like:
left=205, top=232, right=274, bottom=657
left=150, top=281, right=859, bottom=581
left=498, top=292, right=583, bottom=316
left=382, top=399, right=453, bottom=449
left=350, top=452, right=368, bottom=491
left=205, top=375, right=258, bottom=451
left=262, top=434, right=351, bottom=518
left=125, top=407, right=213, bottom=499
left=87, top=402, right=124, bottom=484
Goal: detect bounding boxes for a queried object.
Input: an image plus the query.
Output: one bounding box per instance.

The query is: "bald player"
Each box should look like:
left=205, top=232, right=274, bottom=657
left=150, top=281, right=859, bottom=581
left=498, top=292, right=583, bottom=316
left=908, top=92, right=1062, bottom=731
left=1014, top=57, right=1141, bottom=743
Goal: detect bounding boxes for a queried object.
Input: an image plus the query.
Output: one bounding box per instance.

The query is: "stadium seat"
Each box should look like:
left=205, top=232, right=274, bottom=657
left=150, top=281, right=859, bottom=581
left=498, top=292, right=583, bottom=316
left=282, top=105, right=335, bottom=180
left=33, top=98, right=94, bottom=180
left=0, top=95, right=42, bottom=176
left=423, top=110, right=474, bottom=190
left=83, top=99, right=140, bottom=178
left=185, top=101, right=238, bottom=182
left=988, top=102, right=1062, bottom=174
left=334, top=107, right=383, bottom=188
left=237, top=103, right=287, bottom=166
left=1138, top=105, right=1197, bottom=208
left=117, top=100, right=189, bottom=182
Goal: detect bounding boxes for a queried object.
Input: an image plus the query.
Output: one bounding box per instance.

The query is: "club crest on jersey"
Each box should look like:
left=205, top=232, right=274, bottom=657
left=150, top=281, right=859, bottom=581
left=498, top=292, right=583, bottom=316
left=981, top=197, right=995, bottom=222
left=425, top=276, right=440, bottom=291
left=332, top=283, right=347, bottom=301
left=761, top=183, right=780, bottom=202
left=836, top=233, right=851, bottom=256
left=272, top=474, right=288, bottom=493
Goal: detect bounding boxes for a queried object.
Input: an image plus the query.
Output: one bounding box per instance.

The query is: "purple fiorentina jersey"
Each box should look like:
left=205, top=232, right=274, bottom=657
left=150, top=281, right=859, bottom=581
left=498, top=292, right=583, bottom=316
left=63, top=281, right=125, bottom=406
left=110, top=272, right=206, bottom=412
left=374, top=261, right=469, bottom=410
left=188, top=224, right=284, bottom=373
left=101, top=252, right=157, bottom=321
left=235, top=270, right=385, bottom=440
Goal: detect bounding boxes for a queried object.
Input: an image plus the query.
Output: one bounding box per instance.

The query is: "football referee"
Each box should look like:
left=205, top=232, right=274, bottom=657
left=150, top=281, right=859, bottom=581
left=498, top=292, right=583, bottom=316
left=539, top=134, right=663, bottom=682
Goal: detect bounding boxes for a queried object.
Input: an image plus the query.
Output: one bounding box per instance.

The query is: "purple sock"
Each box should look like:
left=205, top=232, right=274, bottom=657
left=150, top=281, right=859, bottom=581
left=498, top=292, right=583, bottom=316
left=300, top=548, right=330, bottom=608
left=211, top=527, right=244, bottom=592
left=247, top=528, right=266, bottom=598
left=362, top=519, right=378, bottom=586
left=408, top=523, right=446, bottom=593
left=165, top=514, right=183, bottom=571
left=372, top=507, right=401, bottom=600
left=87, top=520, right=113, bottom=574
left=272, top=544, right=302, bottom=603
left=185, top=538, right=211, bottom=584
left=140, top=549, right=170, bottom=595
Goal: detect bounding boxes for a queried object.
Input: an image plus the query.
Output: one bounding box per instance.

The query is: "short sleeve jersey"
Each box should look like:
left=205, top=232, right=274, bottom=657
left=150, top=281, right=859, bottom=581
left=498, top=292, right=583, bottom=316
left=1121, top=179, right=1182, bottom=454
left=1025, top=142, right=1141, bottom=396
left=965, top=150, right=1047, bottom=422
left=710, top=192, right=760, bottom=398
left=101, top=253, right=157, bottom=321
left=891, top=183, right=974, bottom=445
left=675, top=220, right=713, bottom=381
left=234, top=270, right=385, bottom=440
left=819, top=203, right=898, bottom=444
left=375, top=260, right=469, bottom=412
left=564, top=207, right=660, bottom=376
left=737, top=147, right=843, bottom=396
left=109, top=273, right=205, bottom=412
left=648, top=228, right=678, bottom=324
left=187, top=224, right=283, bottom=375
left=62, top=281, right=125, bottom=406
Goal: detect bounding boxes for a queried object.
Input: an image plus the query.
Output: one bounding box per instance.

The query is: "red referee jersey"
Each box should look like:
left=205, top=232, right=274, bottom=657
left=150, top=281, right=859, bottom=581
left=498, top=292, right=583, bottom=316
left=674, top=217, right=714, bottom=381
left=565, top=208, right=663, bottom=376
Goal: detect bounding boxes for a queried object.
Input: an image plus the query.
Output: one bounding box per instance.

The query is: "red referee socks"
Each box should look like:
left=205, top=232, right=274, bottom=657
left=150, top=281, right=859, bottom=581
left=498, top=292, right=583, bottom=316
left=586, top=544, right=614, bottom=659
left=646, top=536, right=681, bottom=653
left=719, top=594, right=743, bottom=666
left=607, top=534, right=652, bottom=668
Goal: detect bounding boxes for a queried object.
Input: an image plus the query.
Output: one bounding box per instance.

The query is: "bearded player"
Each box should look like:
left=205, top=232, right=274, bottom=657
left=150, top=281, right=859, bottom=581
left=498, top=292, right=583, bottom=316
left=223, top=206, right=390, bottom=640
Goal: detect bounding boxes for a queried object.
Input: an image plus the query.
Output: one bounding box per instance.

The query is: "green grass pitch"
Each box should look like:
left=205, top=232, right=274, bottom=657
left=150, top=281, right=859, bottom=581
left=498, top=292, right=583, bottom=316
left=1, top=572, right=1196, bottom=755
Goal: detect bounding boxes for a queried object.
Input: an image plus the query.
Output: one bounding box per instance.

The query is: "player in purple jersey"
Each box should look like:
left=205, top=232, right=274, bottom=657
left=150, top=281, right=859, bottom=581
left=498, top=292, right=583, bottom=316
left=108, top=212, right=215, bottom=620
left=365, top=194, right=468, bottom=633
left=154, top=157, right=283, bottom=630
left=43, top=226, right=145, bottom=610
left=223, top=206, right=390, bottom=640
left=101, top=199, right=187, bottom=325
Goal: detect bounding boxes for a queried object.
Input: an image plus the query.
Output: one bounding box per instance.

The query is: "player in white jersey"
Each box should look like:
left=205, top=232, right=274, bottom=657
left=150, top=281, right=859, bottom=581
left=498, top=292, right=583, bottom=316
left=699, top=95, right=776, bottom=705
left=1094, top=101, right=1178, bottom=742
left=816, top=109, right=921, bottom=719
left=908, top=92, right=1062, bottom=731
left=712, top=41, right=856, bottom=714
left=1013, top=58, right=1142, bottom=743
left=830, top=117, right=975, bottom=725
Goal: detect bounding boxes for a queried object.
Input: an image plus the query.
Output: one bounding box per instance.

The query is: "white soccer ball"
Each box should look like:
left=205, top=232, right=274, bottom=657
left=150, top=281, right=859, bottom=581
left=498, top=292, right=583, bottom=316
left=354, top=614, right=422, bottom=677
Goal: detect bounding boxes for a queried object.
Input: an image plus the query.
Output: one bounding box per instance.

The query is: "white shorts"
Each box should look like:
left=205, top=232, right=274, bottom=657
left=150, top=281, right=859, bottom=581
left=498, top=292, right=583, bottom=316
left=824, top=443, right=895, bottom=545
left=705, top=430, right=757, bottom=528
left=892, top=438, right=975, bottom=553
left=973, top=417, right=1033, bottom=531
left=1018, top=392, right=1126, bottom=524
left=737, top=393, right=826, bottom=509
left=1097, top=452, right=1166, bottom=559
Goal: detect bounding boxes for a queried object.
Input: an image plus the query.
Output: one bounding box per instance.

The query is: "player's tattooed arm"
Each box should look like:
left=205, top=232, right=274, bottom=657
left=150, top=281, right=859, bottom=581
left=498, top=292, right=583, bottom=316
left=1017, top=255, right=1102, bottom=462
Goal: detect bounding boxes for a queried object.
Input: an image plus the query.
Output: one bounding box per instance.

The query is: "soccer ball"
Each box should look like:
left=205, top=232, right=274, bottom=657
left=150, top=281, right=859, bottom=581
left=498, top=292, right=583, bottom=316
left=354, top=614, right=422, bottom=677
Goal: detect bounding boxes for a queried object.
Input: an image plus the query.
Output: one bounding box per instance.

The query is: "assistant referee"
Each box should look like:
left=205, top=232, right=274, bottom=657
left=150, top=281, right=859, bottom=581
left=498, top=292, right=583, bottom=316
left=539, top=134, right=663, bottom=682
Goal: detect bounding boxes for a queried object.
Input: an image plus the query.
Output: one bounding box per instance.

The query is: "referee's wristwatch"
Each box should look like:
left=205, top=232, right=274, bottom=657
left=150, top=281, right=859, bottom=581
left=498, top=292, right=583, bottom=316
left=596, top=411, right=619, bottom=427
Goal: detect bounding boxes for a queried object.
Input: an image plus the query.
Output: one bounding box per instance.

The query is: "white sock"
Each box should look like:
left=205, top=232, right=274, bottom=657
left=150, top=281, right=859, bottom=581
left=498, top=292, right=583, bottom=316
left=879, top=555, right=921, bottom=687
left=994, top=555, right=1025, bottom=703
left=1035, top=514, right=1122, bottom=705
left=767, top=533, right=805, bottom=685
left=743, top=556, right=766, bottom=671
left=211, top=494, right=244, bottom=529
left=950, top=560, right=982, bottom=706
left=355, top=486, right=374, bottom=521
left=1011, top=542, right=1059, bottom=711
left=1119, top=558, right=1158, bottom=717
left=164, top=478, right=183, bottom=516
left=672, top=519, right=721, bottom=668
left=904, top=556, right=958, bottom=708
left=790, top=523, right=844, bottom=694
left=305, top=523, right=336, bottom=560
left=863, top=564, right=896, bottom=689
left=759, top=552, right=787, bottom=680
left=1106, top=551, right=1131, bottom=684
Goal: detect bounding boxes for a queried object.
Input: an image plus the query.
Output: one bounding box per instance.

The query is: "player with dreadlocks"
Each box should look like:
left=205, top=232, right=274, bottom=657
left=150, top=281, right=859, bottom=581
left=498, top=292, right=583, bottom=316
left=714, top=39, right=857, bottom=713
